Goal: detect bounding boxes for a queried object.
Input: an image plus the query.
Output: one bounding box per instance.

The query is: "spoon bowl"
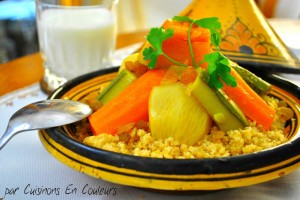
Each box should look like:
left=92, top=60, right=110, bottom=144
left=0, top=99, right=92, bottom=150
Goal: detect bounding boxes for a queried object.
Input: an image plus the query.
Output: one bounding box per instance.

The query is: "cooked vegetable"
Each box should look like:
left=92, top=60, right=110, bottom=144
left=229, top=61, right=271, bottom=95
left=171, top=16, right=238, bottom=90
left=149, top=82, right=212, bottom=145
left=89, top=15, right=276, bottom=146
left=172, top=16, right=221, bottom=49
left=180, top=66, right=198, bottom=84
left=161, top=65, right=198, bottom=85
left=202, top=51, right=237, bottom=89
left=199, top=69, right=248, bottom=127
left=160, top=65, right=185, bottom=85
left=97, top=69, right=137, bottom=105
left=118, top=53, right=139, bottom=73
left=214, top=89, right=248, bottom=127
left=89, top=69, right=166, bottom=135
left=222, top=68, right=276, bottom=130
left=141, top=17, right=237, bottom=90
left=141, top=19, right=211, bottom=69
left=141, top=27, right=179, bottom=68
left=188, top=70, right=246, bottom=131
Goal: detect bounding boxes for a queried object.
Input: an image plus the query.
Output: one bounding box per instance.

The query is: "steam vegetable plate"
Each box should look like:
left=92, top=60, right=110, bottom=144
left=39, top=67, right=300, bottom=191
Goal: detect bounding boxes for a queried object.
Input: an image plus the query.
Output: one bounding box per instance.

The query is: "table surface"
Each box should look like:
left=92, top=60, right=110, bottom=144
left=1, top=20, right=300, bottom=200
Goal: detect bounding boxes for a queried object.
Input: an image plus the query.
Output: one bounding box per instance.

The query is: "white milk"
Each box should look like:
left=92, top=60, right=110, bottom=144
left=38, top=8, right=116, bottom=79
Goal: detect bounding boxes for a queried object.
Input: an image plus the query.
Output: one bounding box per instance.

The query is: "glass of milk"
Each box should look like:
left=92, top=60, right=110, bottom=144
left=36, top=0, right=119, bottom=93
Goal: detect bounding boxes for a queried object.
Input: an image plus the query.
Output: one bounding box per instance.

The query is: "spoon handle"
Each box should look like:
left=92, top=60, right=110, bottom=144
left=0, top=125, right=19, bottom=150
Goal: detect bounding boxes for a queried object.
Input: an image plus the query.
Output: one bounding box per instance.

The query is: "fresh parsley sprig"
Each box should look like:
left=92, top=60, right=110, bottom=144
left=204, top=52, right=237, bottom=89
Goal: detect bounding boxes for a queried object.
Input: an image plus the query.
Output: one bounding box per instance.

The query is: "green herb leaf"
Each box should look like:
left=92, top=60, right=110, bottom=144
left=143, top=27, right=175, bottom=68
left=204, top=52, right=236, bottom=89
left=172, top=16, right=193, bottom=23
left=221, top=73, right=237, bottom=87
left=195, top=17, right=221, bottom=49
left=143, top=47, right=160, bottom=69
left=143, top=27, right=188, bottom=69
left=146, top=27, right=174, bottom=51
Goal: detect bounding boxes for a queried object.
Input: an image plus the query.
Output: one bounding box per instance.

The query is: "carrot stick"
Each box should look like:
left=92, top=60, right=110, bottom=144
left=222, top=68, right=276, bottom=130
left=88, top=69, right=166, bottom=135
left=139, top=19, right=211, bottom=68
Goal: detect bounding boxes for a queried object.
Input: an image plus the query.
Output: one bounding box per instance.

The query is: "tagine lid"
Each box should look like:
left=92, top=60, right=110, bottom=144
left=180, top=0, right=300, bottom=73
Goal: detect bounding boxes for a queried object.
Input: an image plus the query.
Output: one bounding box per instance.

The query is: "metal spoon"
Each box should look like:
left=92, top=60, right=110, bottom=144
left=0, top=99, right=92, bottom=150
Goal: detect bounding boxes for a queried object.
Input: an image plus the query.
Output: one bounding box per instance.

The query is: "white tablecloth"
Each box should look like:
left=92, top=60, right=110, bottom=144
left=1, top=19, right=300, bottom=200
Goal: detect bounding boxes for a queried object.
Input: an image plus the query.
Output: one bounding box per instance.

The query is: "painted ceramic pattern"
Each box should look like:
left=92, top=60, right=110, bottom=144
left=180, top=0, right=300, bottom=68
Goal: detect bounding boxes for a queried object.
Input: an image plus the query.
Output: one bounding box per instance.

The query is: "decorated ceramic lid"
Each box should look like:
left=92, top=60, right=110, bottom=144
left=180, top=0, right=300, bottom=73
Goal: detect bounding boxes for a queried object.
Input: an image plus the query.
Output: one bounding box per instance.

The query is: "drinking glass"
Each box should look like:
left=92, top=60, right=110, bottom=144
left=36, top=0, right=119, bottom=93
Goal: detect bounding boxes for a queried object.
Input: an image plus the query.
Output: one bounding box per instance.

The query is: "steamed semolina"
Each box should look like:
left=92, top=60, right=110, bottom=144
left=82, top=96, right=293, bottom=159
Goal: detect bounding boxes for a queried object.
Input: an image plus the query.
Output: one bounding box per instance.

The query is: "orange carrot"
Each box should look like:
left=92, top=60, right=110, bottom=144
left=139, top=19, right=211, bottom=68
left=88, top=69, right=166, bottom=135
left=222, top=68, right=276, bottom=130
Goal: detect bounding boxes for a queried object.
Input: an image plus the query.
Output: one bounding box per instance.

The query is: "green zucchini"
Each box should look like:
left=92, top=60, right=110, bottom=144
left=230, top=61, right=271, bottom=95
left=189, top=69, right=247, bottom=131
left=214, top=88, right=248, bottom=127
left=97, top=69, right=137, bottom=105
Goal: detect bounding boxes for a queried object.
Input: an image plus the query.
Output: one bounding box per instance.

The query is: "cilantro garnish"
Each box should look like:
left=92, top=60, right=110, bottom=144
left=142, top=16, right=237, bottom=89
left=204, top=52, right=237, bottom=89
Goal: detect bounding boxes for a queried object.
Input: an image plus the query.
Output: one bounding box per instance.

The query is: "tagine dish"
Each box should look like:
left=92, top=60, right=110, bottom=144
left=40, top=16, right=300, bottom=191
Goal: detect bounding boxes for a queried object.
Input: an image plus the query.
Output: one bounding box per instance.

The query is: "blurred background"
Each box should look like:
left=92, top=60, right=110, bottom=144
left=0, top=0, right=299, bottom=64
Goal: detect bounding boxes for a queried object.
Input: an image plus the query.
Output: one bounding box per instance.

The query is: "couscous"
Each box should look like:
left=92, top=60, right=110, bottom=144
left=80, top=95, right=293, bottom=159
